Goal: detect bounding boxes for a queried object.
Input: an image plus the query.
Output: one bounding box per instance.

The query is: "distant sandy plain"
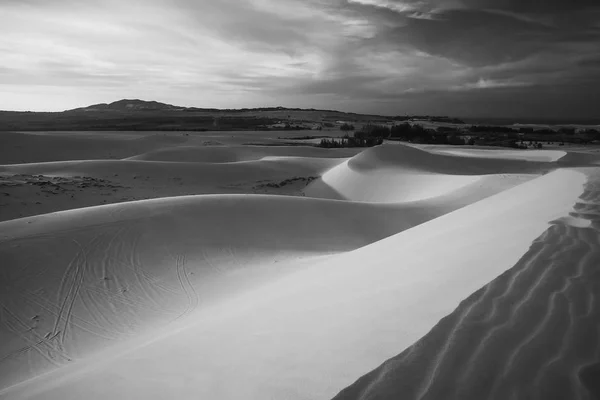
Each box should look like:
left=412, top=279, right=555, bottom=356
left=1, top=130, right=600, bottom=400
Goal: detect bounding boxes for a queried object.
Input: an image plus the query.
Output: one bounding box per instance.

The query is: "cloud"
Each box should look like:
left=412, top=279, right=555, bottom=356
left=0, top=0, right=598, bottom=119
left=347, top=0, right=420, bottom=13
left=456, top=78, right=532, bottom=90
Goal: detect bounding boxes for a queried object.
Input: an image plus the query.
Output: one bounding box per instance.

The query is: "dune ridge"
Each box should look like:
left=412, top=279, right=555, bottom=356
left=332, top=169, right=600, bottom=400
left=1, top=144, right=548, bottom=221
left=0, top=167, right=587, bottom=400
left=345, top=144, right=556, bottom=173
left=1, top=135, right=598, bottom=400
left=0, top=156, right=346, bottom=221
left=424, top=146, right=567, bottom=162
left=305, top=144, right=553, bottom=203
left=1, top=192, right=485, bottom=391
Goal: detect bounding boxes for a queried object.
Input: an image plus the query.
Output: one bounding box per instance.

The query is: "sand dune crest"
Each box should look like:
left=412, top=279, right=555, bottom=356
left=1, top=137, right=596, bottom=400
left=332, top=169, right=600, bottom=400
left=305, top=144, right=555, bottom=203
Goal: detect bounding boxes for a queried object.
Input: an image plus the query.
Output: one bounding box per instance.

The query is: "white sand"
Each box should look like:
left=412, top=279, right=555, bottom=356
left=333, top=168, right=600, bottom=400
left=425, top=147, right=567, bottom=162
left=304, top=144, right=552, bottom=203
left=0, top=138, right=595, bottom=400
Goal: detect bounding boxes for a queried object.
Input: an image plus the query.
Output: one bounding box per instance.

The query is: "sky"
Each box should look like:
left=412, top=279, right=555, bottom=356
left=0, top=0, right=599, bottom=118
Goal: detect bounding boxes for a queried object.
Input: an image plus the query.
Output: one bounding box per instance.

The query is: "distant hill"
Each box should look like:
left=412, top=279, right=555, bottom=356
left=66, top=100, right=366, bottom=115
left=69, top=99, right=184, bottom=112
left=0, top=99, right=479, bottom=132
left=0, top=99, right=404, bottom=131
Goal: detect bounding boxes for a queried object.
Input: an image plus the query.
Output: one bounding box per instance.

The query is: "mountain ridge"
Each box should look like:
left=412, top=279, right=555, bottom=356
left=66, top=99, right=373, bottom=115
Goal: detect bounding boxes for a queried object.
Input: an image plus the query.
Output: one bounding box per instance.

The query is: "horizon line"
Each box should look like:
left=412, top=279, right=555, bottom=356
left=1, top=99, right=600, bottom=125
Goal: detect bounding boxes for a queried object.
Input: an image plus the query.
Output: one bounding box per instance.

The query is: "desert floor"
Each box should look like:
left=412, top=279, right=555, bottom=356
left=1, top=130, right=600, bottom=400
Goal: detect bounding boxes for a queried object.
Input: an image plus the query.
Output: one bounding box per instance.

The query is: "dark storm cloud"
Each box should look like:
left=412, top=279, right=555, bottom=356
left=300, top=0, right=600, bottom=117
left=354, top=0, right=599, bottom=13
left=382, top=10, right=552, bottom=66
left=352, top=0, right=600, bottom=67
left=457, top=0, right=599, bottom=13
left=406, top=81, right=600, bottom=120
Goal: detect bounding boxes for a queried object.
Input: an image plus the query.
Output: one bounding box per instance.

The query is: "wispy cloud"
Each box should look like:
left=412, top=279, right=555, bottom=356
left=455, top=78, right=533, bottom=91
left=0, top=0, right=598, bottom=118
left=346, top=0, right=421, bottom=13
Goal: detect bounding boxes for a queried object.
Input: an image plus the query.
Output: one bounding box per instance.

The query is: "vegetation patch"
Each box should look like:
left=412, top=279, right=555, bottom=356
left=254, top=176, right=318, bottom=189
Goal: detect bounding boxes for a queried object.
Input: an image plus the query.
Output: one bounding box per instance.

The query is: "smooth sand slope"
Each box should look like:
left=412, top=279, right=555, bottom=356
left=0, top=156, right=346, bottom=221
left=1, top=135, right=598, bottom=400
left=1, top=175, right=523, bottom=393
left=1, top=144, right=543, bottom=221
left=333, top=169, right=600, bottom=400
left=0, top=133, right=362, bottom=222
left=0, top=131, right=362, bottom=164
left=0, top=194, right=421, bottom=390
left=305, top=144, right=554, bottom=203
left=0, top=167, right=587, bottom=400
left=424, top=146, right=567, bottom=162
left=0, top=169, right=547, bottom=393
left=0, top=131, right=188, bottom=164
left=127, top=145, right=361, bottom=163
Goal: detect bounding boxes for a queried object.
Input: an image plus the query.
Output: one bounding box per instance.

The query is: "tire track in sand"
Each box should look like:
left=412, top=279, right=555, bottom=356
left=51, top=234, right=102, bottom=354
left=175, top=254, right=199, bottom=320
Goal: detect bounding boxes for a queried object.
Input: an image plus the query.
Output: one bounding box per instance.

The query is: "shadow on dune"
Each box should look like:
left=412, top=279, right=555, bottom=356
left=557, top=151, right=600, bottom=168
left=332, top=171, right=600, bottom=400
left=346, top=144, right=554, bottom=175
left=302, top=178, right=347, bottom=201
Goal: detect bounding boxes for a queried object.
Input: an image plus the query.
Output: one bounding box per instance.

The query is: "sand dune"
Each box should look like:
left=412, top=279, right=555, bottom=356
left=0, top=167, right=587, bottom=400
left=425, top=146, right=567, bottom=162
left=127, top=145, right=361, bottom=163
left=333, top=169, right=600, bottom=400
left=345, top=144, right=556, bottom=173
left=0, top=158, right=342, bottom=188
left=0, top=131, right=361, bottom=165
left=0, top=189, right=510, bottom=391
left=0, top=131, right=188, bottom=164
left=2, top=134, right=599, bottom=400
left=305, top=144, right=553, bottom=203
left=0, top=156, right=345, bottom=221
left=0, top=194, right=413, bottom=390
left=1, top=144, right=550, bottom=221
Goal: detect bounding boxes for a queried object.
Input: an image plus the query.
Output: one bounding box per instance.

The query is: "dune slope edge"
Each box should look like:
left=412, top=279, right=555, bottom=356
left=332, top=169, right=600, bottom=400
left=305, top=144, right=554, bottom=203
left=0, top=193, right=435, bottom=391
left=0, top=168, right=587, bottom=400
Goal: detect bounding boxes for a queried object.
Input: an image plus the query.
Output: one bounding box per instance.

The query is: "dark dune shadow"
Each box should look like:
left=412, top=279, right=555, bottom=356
left=346, top=144, right=554, bottom=175
left=303, top=177, right=347, bottom=201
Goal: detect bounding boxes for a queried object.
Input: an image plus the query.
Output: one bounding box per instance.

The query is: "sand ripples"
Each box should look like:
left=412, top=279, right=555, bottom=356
left=333, top=172, right=600, bottom=400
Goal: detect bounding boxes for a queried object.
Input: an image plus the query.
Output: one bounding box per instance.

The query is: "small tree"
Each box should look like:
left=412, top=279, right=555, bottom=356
left=356, top=124, right=390, bottom=139
left=340, top=123, right=355, bottom=132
